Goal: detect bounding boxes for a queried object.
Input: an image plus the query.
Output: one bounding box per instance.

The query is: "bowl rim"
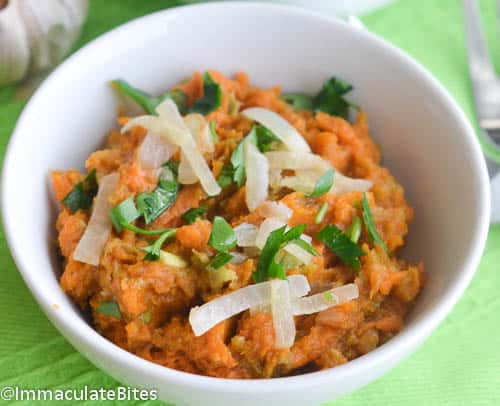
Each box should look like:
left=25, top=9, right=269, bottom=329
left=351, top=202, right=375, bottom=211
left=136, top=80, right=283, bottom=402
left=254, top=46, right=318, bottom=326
left=1, top=0, right=491, bottom=394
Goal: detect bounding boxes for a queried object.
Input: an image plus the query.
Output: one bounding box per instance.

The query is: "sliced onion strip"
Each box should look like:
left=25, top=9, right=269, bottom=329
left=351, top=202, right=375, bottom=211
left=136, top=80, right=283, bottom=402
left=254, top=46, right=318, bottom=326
left=189, top=274, right=309, bottom=336
left=292, top=283, right=359, bottom=315
left=234, top=223, right=258, bottom=247
left=73, top=173, right=119, bottom=266
left=242, top=107, right=311, bottom=152
left=258, top=201, right=292, bottom=221
left=137, top=133, right=176, bottom=169
left=244, top=141, right=269, bottom=211
left=270, top=279, right=295, bottom=348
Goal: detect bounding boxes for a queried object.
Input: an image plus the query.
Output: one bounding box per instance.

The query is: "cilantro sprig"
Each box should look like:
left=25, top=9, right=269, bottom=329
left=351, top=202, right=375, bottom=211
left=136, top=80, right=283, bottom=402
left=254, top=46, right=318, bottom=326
left=316, top=224, right=365, bottom=271
left=190, top=72, right=222, bottom=115
left=181, top=206, right=207, bottom=224
left=282, top=76, right=358, bottom=119
left=136, top=179, right=178, bottom=224
left=61, top=169, right=98, bottom=213
left=142, top=229, right=177, bottom=261
left=207, top=216, right=237, bottom=270
left=218, top=124, right=281, bottom=188
left=253, top=224, right=318, bottom=283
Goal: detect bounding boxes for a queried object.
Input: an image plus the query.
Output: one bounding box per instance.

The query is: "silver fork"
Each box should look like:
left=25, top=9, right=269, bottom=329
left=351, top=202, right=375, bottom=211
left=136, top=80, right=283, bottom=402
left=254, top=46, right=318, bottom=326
left=463, top=0, right=500, bottom=221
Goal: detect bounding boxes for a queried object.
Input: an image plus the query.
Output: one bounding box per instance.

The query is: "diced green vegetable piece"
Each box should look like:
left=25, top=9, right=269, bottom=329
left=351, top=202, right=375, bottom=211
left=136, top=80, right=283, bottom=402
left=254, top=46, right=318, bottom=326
left=96, top=301, right=122, bottom=319
left=361, top=193, right=388, bottom=253
left=109, top=197, right=141, bottom=233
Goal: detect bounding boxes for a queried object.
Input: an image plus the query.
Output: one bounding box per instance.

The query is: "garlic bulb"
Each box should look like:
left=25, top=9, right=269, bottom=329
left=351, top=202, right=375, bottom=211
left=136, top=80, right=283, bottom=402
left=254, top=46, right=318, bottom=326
left=0, top=0, right=88, bottom=87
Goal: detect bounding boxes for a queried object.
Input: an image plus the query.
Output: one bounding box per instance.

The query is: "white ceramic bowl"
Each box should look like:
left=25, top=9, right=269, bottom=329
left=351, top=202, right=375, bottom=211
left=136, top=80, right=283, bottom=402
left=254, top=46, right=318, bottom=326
left=1, top=3, right=490, bottom=406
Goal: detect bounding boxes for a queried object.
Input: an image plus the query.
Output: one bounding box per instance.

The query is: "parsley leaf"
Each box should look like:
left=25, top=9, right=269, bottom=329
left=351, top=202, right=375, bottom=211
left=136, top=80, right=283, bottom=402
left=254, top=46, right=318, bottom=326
left=61, top=169, right=98, bottom=213
left=314, top=77, right=358, bottom=119
left=96, top=301, right=122, bottom=319
left=316, top=224, right=365, bottom=271
left=253, top=224, right=307, bottom=283
left=142, top=229, right=176, bottom=261
left=307, top=169, right=335, bottom=198
left=217, top=164, right=234, bottom=189
left=208, top=216, right=237, bottom=252
left=208, top=251, right=233, bottom=270
left=136, top=179, right=178, bottom=224
left=112, top=79, right=188, bottom=115
left=230, top=139, right=246, bottom=187
left=361, top=193, right=388, bottom=253
left=347, top=215, right=362, bottom=243
left=181, top=206, right=207, bottom=224
left=190, top=72, right=222, bottom=114
left=252, top=124, right=280, bottom=152
left=282, top=76, right=357, bottom=119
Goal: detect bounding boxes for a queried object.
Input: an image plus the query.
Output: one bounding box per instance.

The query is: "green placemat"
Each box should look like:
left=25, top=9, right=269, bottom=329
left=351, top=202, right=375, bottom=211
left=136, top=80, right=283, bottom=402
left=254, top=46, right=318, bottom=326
left=0, top=0, right=499, bottom=404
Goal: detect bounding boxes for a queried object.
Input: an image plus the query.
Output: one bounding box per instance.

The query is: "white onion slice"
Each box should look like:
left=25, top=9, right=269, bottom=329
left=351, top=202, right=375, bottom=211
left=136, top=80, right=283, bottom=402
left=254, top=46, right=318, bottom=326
left=184, top=113, right=214, bottom=155
left=189, top=274, right=309, bottom=336
left=258, top=201, right=292, bottom=221
left=234, top=223, right=258, bottom=247
left=73, top=173, right=119, bottom=266
left=242, top=107, right=311, bottom=153
left=244, top=141, right=269, bottom=211
left=178, top=152, right=198, bottom=184
left=292, top=283, right=359, bottom=315
left=255, top=217, right=285, bottom=249
left=123, top=100, right=221, bottom=196
left=230, top=252, right=248, bottom=264
left=138, top=132, right=176, bottom=169
left=270, top=279, right=295, bottom=348
left=265, top=151, right=329, bottom=172
left=331, top=172, right=373, bottom=195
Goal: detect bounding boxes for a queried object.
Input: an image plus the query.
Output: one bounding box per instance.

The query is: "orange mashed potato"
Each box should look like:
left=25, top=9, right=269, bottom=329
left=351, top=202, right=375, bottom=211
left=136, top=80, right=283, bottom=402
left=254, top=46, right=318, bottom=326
left=51, top=71, right=424, bottom=378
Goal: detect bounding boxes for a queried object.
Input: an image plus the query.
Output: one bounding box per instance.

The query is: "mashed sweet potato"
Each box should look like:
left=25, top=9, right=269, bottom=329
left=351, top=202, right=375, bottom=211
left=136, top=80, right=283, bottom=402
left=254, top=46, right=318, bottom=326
left=51, top=71, right=424, bottom=378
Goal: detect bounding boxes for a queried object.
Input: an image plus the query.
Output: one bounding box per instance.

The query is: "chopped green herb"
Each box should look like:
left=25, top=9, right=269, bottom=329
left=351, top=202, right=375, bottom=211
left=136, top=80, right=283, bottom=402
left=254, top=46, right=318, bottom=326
left=96, top=301, right=122, bottom=319
left=209, top=251, right=233, bottom=270
left=314, top=77, right=358, bottom=119
left=61, top=169, right=98, bottom=213
left=139, top=311, right=151, bottom=324
left=162, top=160, right=179, bottom=177
left=226, top=124, right=281, bottom=188
left=282, top=76, right=357, bottom=119
left=190, top=72, right=222, bottom=114
left=347, top=216, right=362, bottom=243
left=307, top=169, right=335, bottom=198
left=315, top=202, right=328, bottom=224
left=323, top=291, right=334, bottom=301
left=252, top=124, right=280, bottom=152
left=281, top=93, right=314, bottom=110
left=182, top=206, right=207, bottom=224
left=209, top=121, right=219, bottom=143
left=119, top=223, right=173, bottom=236
left=217, top=164, right=234, bottom=189
left=142, top=229, right=177, bottom=261
left=208, top=216, right=237, bottom=252
left=112, top=79, right=188, bottom=115
left=136, top=179, right=178, bottom=224
left=253, top=224, right=307, bottom=283
left=109, top=197, right=141, bottom=233
left=361, top=193, right=388, bottom=253
left=230, top=139, right=246, bottom=187
left=316, top=224, right=365, bottom=271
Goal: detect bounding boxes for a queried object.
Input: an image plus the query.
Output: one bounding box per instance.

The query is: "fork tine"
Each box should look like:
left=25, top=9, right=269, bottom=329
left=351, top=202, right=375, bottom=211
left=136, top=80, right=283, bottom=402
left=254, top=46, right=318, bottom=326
left=463, top=0, right=496, bottom=81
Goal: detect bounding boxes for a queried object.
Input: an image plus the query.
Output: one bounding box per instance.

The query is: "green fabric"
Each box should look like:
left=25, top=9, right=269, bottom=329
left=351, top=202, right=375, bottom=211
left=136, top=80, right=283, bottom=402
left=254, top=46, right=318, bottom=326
left=0, top=0, right=499, bottom=404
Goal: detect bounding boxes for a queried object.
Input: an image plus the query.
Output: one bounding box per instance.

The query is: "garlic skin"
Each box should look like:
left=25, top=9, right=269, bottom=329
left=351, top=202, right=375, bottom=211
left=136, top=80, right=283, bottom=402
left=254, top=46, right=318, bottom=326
left=0, top=0, right=88, bottom=87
